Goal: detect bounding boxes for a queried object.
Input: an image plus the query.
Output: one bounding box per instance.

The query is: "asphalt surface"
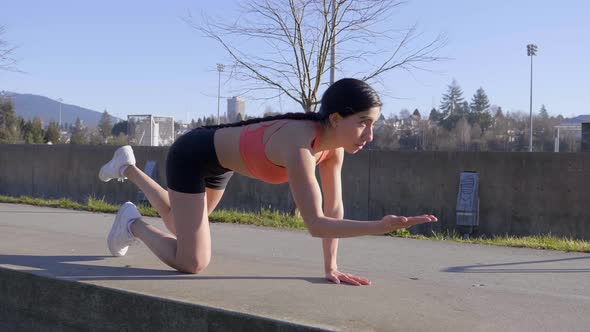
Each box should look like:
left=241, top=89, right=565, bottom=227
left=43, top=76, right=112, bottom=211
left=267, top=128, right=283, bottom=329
left=1, top=202, right=589, bottom=331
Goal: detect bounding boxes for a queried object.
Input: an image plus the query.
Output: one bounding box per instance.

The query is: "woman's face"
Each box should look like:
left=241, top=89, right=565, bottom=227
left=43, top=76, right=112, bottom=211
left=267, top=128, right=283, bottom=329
left=333, top=106, right=381, bottom=153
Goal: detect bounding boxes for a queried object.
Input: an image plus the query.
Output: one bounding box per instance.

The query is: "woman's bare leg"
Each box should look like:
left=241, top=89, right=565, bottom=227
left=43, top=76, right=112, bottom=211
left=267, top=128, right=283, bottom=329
left=122, top=165, right=176, bottom=234
left=122, top=165, right=227, bottom=235
left=204, top=187, right=225, bottom=214
left=130, top=189, right=211, bottom=273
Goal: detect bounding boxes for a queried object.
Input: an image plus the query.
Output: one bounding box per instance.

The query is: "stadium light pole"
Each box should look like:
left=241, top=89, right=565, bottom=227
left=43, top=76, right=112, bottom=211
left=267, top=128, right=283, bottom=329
left=526, top=44, right=538, bottom=152
left=216, top=63, right=224, bottom=125
left=329, top=0, right=336, bottom=85
left=57, top=98, right=63, bottom=130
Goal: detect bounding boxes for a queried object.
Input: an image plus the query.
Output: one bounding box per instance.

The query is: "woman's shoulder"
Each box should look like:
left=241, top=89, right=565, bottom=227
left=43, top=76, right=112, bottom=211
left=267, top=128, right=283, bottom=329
left=278, top=120, right=318, bottom=146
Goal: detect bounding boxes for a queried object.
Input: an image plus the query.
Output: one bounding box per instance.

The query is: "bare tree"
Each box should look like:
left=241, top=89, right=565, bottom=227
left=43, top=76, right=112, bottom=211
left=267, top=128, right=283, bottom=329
left=374, top=124, right=400, bottom=150
left=188, top=0, right=446, bottom=112
left=0, top=26, right=18, bottom=71
left=452, top=117, right=471, bottom=151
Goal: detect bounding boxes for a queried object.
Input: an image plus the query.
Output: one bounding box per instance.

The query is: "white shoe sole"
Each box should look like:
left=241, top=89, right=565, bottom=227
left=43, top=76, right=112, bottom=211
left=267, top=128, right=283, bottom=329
left=99, top=145, right=135, bottom=182
left=107, top=203, right=138, bottom=257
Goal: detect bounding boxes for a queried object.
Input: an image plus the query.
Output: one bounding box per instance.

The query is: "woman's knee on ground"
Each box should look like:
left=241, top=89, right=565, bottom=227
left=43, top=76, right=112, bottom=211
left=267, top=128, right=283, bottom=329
left=176, top=256, right=211, bottom=274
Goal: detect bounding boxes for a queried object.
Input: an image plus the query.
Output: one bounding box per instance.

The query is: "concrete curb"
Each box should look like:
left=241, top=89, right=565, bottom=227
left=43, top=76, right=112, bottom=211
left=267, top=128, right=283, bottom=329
left=0, top=267, right=330, bottom=332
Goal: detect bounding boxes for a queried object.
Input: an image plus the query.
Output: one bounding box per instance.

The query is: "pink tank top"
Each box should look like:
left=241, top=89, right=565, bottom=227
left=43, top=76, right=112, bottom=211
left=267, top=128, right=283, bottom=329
left=239, top=120, right=330, bottom=184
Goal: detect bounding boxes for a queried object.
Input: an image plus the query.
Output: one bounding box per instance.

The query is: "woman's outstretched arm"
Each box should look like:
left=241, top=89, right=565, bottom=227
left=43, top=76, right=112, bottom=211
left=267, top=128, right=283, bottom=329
left=285, top=147, right=436, bottom=239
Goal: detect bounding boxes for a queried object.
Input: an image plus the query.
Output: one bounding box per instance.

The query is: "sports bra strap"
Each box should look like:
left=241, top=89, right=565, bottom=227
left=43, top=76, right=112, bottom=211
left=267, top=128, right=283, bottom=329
left=262, top=120, right=289, bottom=145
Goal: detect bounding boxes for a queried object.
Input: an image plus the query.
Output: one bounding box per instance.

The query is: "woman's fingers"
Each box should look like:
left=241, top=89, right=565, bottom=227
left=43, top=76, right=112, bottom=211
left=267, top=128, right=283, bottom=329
left=338, top=273, right=362, bottom=286
left=333, top=273, right=371, bottom=286
left=326, top=271, right=372, bottom=286
left=387, top=214, right=438, bottom=231
left=418, top=214, right=438, bottom=222
left=392, top=216, right=408, bottom=223
left=406, top=215, right=436, bottom=225
left=348, top=274, right=371, bottom=285
left=326, top=274, right=341, bottom=284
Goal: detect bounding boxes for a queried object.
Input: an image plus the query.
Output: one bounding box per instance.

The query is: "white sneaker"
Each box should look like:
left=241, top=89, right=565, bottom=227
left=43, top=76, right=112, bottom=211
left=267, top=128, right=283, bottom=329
left=99, top=145, right=136, bottom=182
left=108, top=202, right=141, bottom=257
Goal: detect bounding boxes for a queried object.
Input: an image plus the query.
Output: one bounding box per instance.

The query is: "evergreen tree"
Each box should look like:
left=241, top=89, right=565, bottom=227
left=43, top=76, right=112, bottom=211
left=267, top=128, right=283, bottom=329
left=412, top=108, right=421, bottom=120
left=439, top=79, right=465, bottom=130
left=205, top=116, right=216, bottom=126
left=0, top=97, right=18, bottom=143
left=539, top=104, right=549, bottom=120
left=97, top=110, right=113, bottom=141
left=70, top=117, right=88, bottom=145
left=493, top=106, right=504, bottom=120
left=439, top=80, right=465, bottom=118
left=23, top=117, right=44, bottom=144
left=469, top=87, right=492, bottom=131
left=31, top=117, right=44, bottom=143
left=428, top=107, right=443, bottom=122
left=44, top=120, right=60, bottom=143
left=112, top=120, right=128, bottom=136
left=470, top=87, right=491, bottom=113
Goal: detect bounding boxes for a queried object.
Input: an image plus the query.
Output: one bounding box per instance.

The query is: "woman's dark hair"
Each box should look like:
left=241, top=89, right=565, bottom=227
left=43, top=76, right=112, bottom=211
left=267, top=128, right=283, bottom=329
left=201, top=78, right=381, bottom=129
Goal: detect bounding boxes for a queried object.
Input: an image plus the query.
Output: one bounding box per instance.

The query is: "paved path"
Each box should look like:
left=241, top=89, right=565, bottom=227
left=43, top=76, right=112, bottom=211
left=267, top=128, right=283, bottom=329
left=1, top=203, right=589, bottom=331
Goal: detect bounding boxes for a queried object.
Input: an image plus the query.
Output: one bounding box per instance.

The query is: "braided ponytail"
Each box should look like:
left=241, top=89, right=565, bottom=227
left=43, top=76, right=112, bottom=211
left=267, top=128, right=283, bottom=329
left=200, top=78, right=381, bottom=130
left=201, top=111, right=324, bottom=130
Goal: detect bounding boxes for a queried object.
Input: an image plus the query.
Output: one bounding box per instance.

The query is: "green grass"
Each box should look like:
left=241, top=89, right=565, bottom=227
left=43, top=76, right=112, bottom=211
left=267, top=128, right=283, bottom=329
left=391, top=230, right=590, bottom=252
left=1, top=195, right=589, bottom=253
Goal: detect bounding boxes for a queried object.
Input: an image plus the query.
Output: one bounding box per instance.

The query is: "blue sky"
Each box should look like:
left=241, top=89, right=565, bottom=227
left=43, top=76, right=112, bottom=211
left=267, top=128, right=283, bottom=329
left=1, top=0, right=588, bottom=122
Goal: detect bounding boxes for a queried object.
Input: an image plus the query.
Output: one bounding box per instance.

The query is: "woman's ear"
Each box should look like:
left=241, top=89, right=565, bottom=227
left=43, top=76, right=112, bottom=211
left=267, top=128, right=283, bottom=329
left=329, top=113, right=340, bottom=128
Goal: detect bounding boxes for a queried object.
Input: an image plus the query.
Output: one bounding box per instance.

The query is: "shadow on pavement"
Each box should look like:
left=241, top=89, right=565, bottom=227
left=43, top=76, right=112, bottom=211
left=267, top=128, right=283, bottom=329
left=0, top=254, right=329, bottom=284
left=443, top=256, right=590, bottom=273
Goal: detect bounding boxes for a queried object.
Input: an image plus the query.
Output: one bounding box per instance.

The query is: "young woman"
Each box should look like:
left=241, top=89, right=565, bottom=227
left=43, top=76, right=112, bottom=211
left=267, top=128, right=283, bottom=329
left=99, top=78, right=437, bottom=286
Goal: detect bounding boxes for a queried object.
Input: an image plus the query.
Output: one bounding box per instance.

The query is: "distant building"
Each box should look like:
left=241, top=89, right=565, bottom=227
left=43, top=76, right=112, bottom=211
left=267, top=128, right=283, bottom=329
left=227, top=96, right=246, bottom=122
left=554, top=114, right=590, bottom=152
left=127, top=114, right=175, bottom=146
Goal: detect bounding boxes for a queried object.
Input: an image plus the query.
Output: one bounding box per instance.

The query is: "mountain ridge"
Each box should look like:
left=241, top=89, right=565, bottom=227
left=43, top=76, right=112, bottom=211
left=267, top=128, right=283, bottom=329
left=1, top=91, right=122, bottom=127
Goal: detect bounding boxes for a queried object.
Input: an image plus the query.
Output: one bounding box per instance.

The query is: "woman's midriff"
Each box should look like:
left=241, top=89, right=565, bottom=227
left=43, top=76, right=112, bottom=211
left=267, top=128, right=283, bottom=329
left=214, top=126, right=253, bottom=178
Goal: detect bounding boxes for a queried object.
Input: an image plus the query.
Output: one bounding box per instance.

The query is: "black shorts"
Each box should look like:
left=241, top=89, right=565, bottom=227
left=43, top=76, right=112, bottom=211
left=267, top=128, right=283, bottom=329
left=166, top=127, right=234, bottom=194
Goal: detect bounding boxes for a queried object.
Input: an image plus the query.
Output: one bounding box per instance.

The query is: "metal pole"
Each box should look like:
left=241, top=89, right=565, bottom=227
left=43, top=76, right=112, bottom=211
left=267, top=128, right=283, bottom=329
left=555, top=127, right=560, bottom=152
left=217, top=71, right=221, bottom=125
left=529, top=54, right=534, bottom=152
left=330, top=0, right=336, bottom=85
left=58, top=98, right=63, bottom=130
left=216, top=64, right=223, bottom=125
left=217, top=69, right=221, bottom=125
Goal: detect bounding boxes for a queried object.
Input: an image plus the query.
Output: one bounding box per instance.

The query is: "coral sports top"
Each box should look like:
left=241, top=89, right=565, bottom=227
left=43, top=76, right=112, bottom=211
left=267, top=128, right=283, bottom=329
left=239, top=120, right=330, bottom=184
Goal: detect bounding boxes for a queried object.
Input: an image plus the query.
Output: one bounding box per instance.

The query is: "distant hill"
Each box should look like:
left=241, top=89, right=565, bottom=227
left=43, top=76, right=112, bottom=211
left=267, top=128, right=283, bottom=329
left=560, top=114, right=590, bottom=125
left=2, top=92, right=121, bottom=128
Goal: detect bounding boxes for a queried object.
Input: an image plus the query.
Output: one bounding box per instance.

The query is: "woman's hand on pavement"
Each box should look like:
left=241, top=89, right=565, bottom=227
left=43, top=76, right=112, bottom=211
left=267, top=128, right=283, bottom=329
left=325, top=269, right=371, bottom=286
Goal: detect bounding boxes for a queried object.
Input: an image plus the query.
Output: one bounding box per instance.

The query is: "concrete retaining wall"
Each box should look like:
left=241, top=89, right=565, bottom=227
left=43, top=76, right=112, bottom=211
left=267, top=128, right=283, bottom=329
left=0, top=267, right=326, bottom=331
left=1, top=144, right=589, bottom=239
